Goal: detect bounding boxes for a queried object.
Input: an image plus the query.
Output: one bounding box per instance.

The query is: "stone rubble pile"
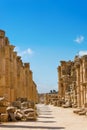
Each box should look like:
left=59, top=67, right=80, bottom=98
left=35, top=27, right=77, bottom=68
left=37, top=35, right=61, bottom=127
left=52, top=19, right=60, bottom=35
left=0, top=97, right=38, bottom=122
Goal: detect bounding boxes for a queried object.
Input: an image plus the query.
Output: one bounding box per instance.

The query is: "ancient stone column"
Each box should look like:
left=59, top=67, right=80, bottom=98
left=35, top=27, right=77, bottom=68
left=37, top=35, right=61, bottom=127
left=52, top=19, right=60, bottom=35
left=20, top=60, right=25, bottom=98
left=80, top=58, right=84, bottom=107
left=4, top=40, right=12, bottom=102
left=16, top=56, right=21, bottom=98
left=57, top=66, right=62, bottom=99
left=82, top=56, right=87, bottom=106
left=13, top=51, right=18, bottom=100
left=24, top=63, right=30, bottom=99
left=28, top=70, right=33, bottom=101
left=32, top=81, right=37, bottom=103
left=0, top=30, right=6, bottom=97
left=75, top=63, right=81, bottom=107
left=9, top=45, right=15, bottom=102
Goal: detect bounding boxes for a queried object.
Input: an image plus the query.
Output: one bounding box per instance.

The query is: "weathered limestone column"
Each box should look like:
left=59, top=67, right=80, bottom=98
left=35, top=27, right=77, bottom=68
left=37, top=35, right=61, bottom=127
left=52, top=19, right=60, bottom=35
left=75, top=64, right=81, bottom=107
left=57, top=66, right=62, bottom=99
left=22, top=65, right=26, bottom=98
left=20, top=60, right=25, bottom=98
left=4, top=40, right=12, bottom=102
left=32, top=82, right=34, bottom=103
left=61, top=61, right=66, bottom=99
left=82, top=56, right=87, bottom=106
left=0, top=30, right=6, bottom=97
left=24, top=63, right=30, bottom=99
left=36, top=88, right=38, bottom=103
left=32, top=81, right=36, bottom=103
left=84, top=84, right=87, bottom=106
left=28, top=70, right=33, bottom=101
left=13, top=51, right=18, bottom=100
left=9, top=45, right=15, bottom=102
left=82, top=84, right=86, bottom=105
left=71, top=65, right=77, bottom=105
left=16, top=57, right=25, bottom=99
left=16, top=56, right=21, bottom=98
left=80, top=58, right=84, bottom=107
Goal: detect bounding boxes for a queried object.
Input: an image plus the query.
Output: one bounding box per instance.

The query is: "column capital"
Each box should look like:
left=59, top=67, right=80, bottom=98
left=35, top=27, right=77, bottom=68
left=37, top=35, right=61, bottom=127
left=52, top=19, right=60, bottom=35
left=10, top=45, right=15, bottom=51
left=0, top=30, right=5, bottom=38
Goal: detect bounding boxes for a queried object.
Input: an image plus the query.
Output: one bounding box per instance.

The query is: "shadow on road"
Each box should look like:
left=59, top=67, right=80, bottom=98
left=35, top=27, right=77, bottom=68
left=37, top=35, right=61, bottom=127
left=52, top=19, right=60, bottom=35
left=0, top=124, right=65, bottom=129
left=36, top=120, right=56, bottom=123
left=39, top=113, right=52, bottom=115
left=39, top=111, right=52, bottom=112
left=38, top=116, right=54, bottom=118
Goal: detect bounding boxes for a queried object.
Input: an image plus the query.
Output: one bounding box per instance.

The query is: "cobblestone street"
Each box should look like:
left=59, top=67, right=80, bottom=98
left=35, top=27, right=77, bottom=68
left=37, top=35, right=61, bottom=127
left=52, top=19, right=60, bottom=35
left=0, top=104, right=87, bottom=130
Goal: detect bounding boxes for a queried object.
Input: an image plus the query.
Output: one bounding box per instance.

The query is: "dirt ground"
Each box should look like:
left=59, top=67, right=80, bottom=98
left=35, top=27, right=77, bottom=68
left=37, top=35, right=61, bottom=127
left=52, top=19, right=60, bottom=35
left=0, top=104, right=87, bottom=130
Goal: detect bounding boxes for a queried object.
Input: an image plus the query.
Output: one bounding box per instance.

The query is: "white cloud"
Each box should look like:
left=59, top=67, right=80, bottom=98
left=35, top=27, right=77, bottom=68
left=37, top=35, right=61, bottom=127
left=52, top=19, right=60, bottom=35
left=74, top=35, right=84, bottom=43
left=78, top=51, right=87, bottom=56
left=21, top=48, right=33, bottom=56
left=14, top=47, right=34, bottom=58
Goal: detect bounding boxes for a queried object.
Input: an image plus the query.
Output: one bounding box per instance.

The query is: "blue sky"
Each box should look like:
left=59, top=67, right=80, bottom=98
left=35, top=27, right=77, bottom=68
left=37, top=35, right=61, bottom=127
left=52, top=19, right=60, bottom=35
left=0, top=0, right=87, bottom=93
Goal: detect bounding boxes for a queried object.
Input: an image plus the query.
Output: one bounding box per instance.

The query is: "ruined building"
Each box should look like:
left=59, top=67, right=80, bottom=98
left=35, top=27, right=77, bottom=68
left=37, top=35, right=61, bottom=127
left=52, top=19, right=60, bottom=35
left=58, top=56, right=87, bottom=107
left=0, top=30, right=38, bottom=103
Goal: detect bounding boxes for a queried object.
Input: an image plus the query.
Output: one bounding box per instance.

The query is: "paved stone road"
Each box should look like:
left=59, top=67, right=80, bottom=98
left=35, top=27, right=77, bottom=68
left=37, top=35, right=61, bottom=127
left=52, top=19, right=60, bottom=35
left=0, top=104, right=87, bottom=130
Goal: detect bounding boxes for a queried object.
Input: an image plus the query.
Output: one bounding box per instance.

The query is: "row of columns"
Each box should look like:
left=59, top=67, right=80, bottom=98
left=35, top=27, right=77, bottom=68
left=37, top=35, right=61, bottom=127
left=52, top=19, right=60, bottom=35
left=58, top=56, right=87, bottom=107
left=0, top=30, right=38, bottom=103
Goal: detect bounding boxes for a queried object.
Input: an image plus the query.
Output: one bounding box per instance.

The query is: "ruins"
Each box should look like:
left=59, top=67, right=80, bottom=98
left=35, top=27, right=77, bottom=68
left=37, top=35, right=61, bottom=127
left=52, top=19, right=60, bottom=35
left=0, top=29, right=38, bottom=104
left=58, top=55, right=87, bottom=108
